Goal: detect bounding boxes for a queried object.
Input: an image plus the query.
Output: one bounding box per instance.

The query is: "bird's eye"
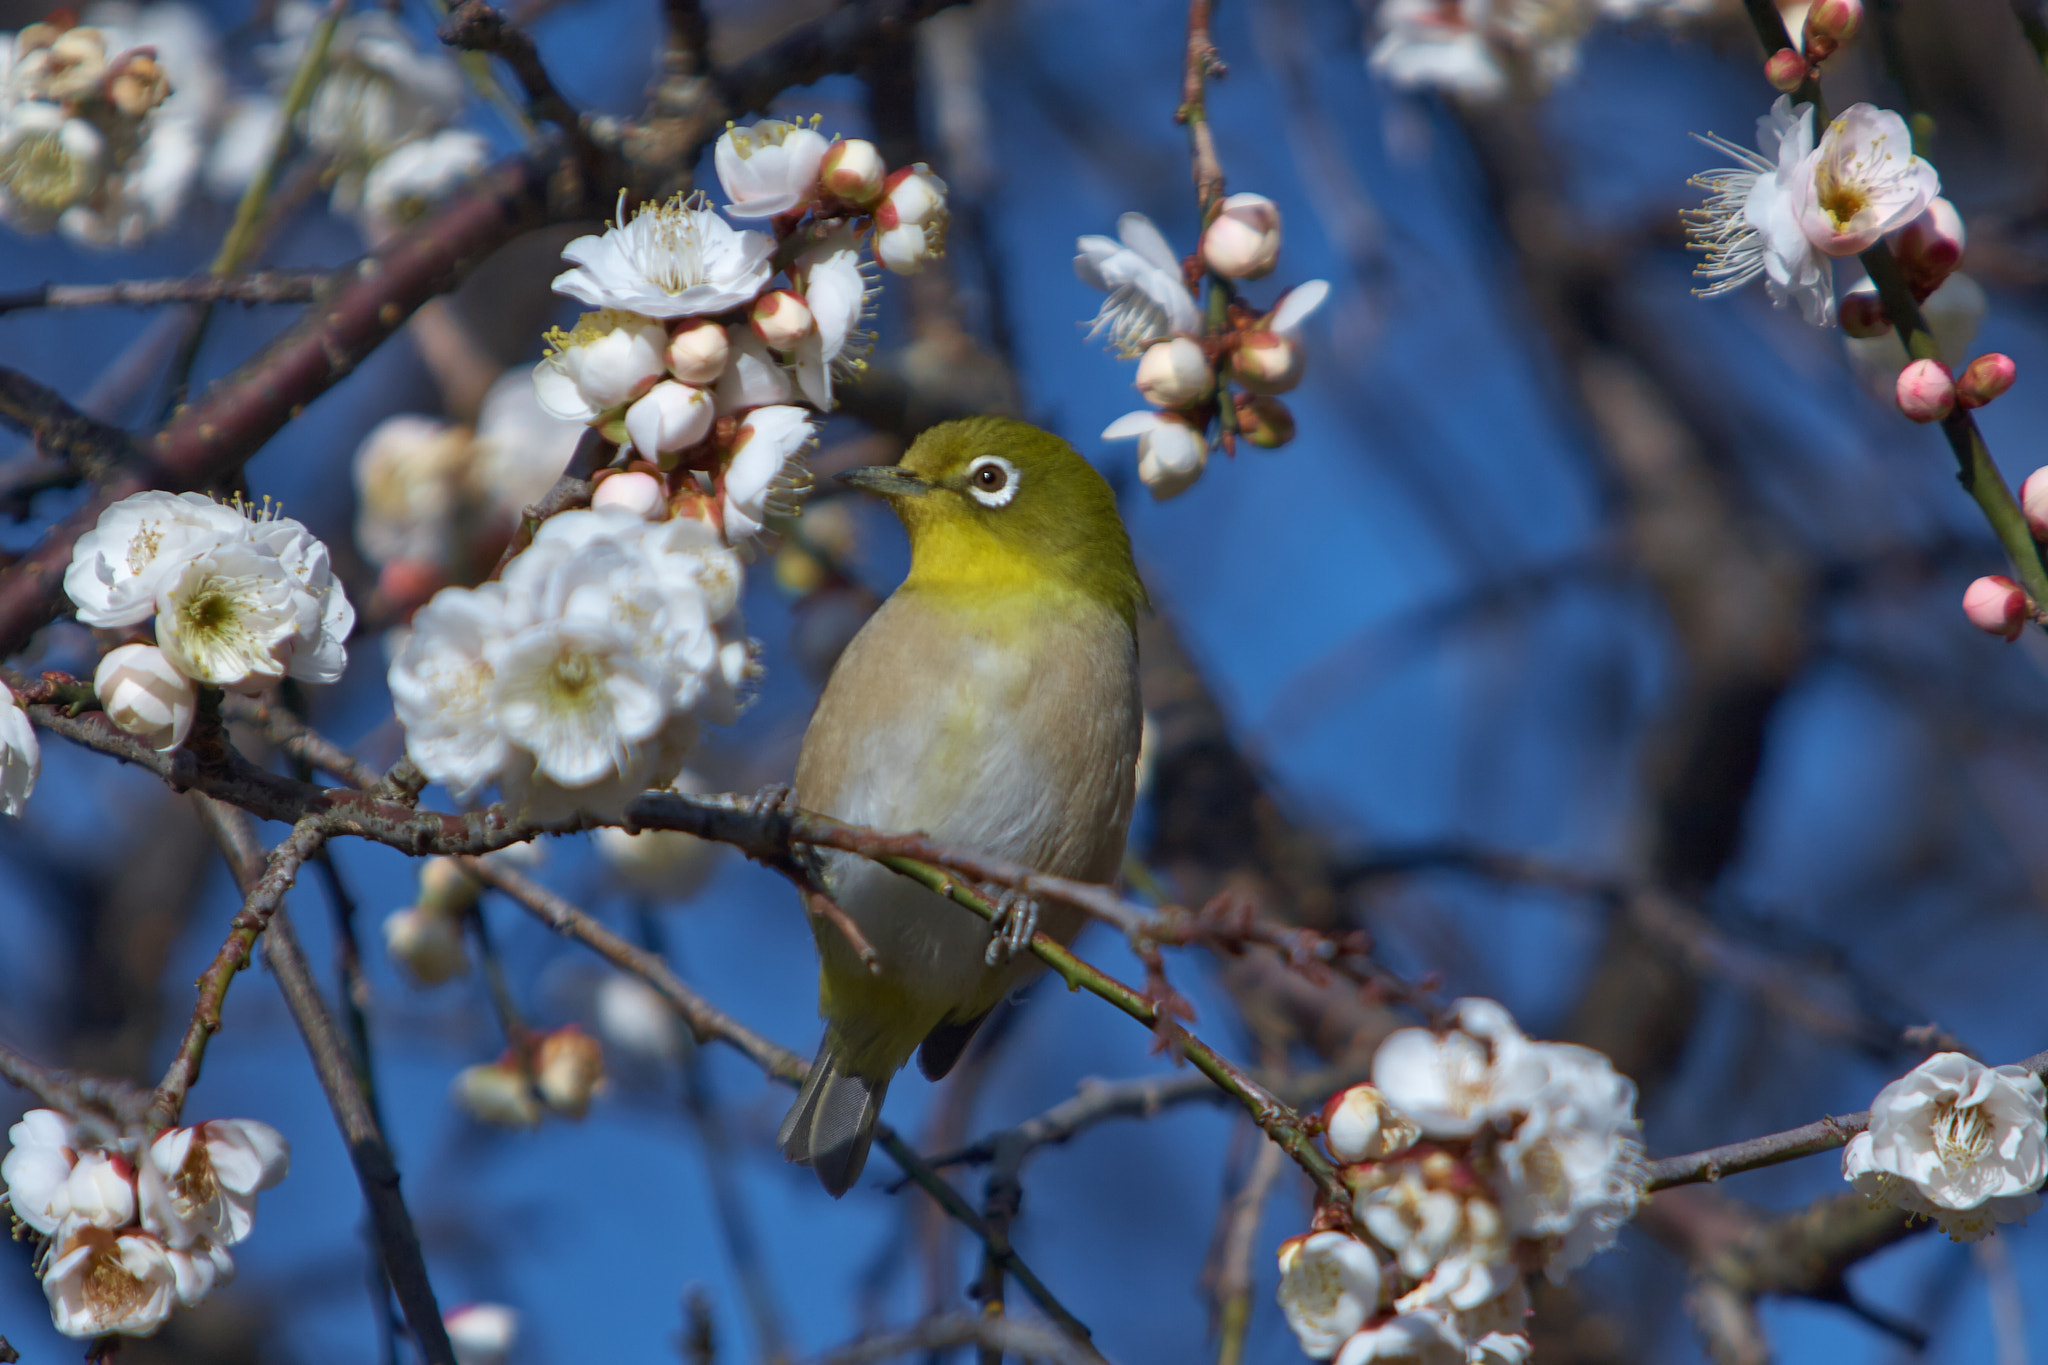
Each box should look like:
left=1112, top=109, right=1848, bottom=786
left=965, top=456, right=1020, bottom=507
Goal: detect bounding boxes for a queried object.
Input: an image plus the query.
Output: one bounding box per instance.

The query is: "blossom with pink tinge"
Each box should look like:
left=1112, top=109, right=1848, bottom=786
left=95, top=644, right=197, bottom=752
left=1892, top=198, right=1965, bottom=299
left=2, top=1109, right=79, bottom=1234
left=1798, top=104, right=1939, bottom=257
left=713, top=119, right=828, bottom=219
left=666, top=318, right=730, bottom=386
left=1895, top=358, right=1955, bottom=423
left=1962, top=576, right=2028, bottom=642
left=1232, top=331, right=1304, bottom=395
left=534, top=1025, right=607, bottom=1119
left=750, top=289, right=815, bottom=353
left=1201, top=192, right=1282, bottom=279
left=1803, top=0, right=1862, bottom=61
left=1276, top=1232, right=1382, bottom=1358
left=1764, top=47, right=1808, bottom=92
left=625, top=380, right=716, bottom=463
left=1956, top=353, right=2015, bottom=410
left=43, top=1224, right=177, bottom=1338
left=819, top=138, right=886, bottom=206
left=139, top=1119, right=289, bottom=1248
left=1321, top=1083, right=1420, bottom=1163
left=2021, top=468, right=2048, bottom=540
left=1836, top=288, right=1889, bottom=338
left=592, top=471, right=668, bottom=520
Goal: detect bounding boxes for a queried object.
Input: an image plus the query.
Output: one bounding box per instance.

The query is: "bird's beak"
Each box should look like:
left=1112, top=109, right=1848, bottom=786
left=835, top=465, right=932, bottom=499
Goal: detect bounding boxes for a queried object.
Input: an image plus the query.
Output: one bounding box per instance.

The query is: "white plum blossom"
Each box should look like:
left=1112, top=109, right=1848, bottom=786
left=267, top=0, right=465, bottom=181
left=1323, top=1083, right=1422, bottom=1163
left=1371, top=999, right=1550, bottom=1139
left=715, top=325, right=797, bottom=413
left=533, top=310, right=670, bottom=424
left=1277, top=1232, right=1383, bottom=1358
left=1353, top=1155, right=1510, bottom=1289
left=1798, top=104, right=1939, bottom=256
left=1686, top=96, right=1833, bottom=326
left=250, top=512, right=355, bottom=684
left=1104, top=410, right=1208, bottom=500
left=473, top=367, right=587, bottom=524
left=138, top=1119, right=288, bottom=1249
left=1367, top=0, right=1506, bottom=100
left=49, top=1151, right=137, bottom=1230
left=1, top=684, right=39, bottom=816
left=360, top=127, right=490, bottom=234
left=65, top=491, right=249, bottom=628
left=153, top=542, right=304, bottom=690
left=714, top=118, right=829, bottom=219
left=1494, top=1042, right=1647, bottom=1275
left=1076, top=212, right=1202, bottom=355
left=1333, top=1308, right=1467, bottom=1365
left=724, top=405, right=815, bottom=542
left=43, top=1223, right=178, bottom=1338
left=553, top=191, right=776, bottom=320
left=446, top=1302, right=521, bottom=1365
left=353, top=415, right=477, bottom=567
left=792, top=228, right=873, bottom=409
left=1202, top=192, right=1282, bottom=279
left=2, top=1108, right=79, bottom=1233
left=389, top=581, right=518, bottom=799
left=873, top=165, right=949, bottom=275
left=625, top=379, right=716, bottom=462
left=489, top=613, right=668, bottom=789
left=1842, top=1052, right=2047, bottom=1241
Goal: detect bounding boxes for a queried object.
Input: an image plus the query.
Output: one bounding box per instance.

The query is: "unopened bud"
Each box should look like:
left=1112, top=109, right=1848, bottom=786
left=666, top=317, right=730, bottom=385
left=594, top=973, right=688, bottom=1064
left=418, top=855, right=481, bottom=918
left=1837, top=289, right=1890, bottom=338
left=875, top=165, right=947, bottom=230
left=1135, top=337, right=1213, bottom=408
left=94, top=643, right=196, bottom=753
left=1892, top=198, right=1966, bottom=300
left=382, top=906, right=470, bottom=985
left=1231, top=330, right=1304, bottom=395
left=533, top=1026, right=606, bottom=1119
left=1803, top=0, right=1862, bottom=62
left=376, top=558, right=447, bottom=620
left=444, top=1305, right=519, bottom=1365
left=105, top=51, right=169, bottom=118
left=1895, top=358, right=1954, bottom=423
left=1233, top=393, right=1296, bottom=448
left=1201, top=193, right=1282, bottom=280
left=453, top=1060, right=541, bottom=1128
left=1320, top=1084, right=1421, bottom=1163
left=1962, top=575, right=2029, bottom=642
left=819, top=138, right=887, bottom=206
left=749, top=289, right=815, bottom=353
left=2023, top=468, right=2048, bottom=541
left=1764, top=47, right=1808, bottom=92
left=624, top=380, right=716, bottom=463
left=591, top=470, right=668, bottom=519
left=1956, top=352, right=2016, bottom=410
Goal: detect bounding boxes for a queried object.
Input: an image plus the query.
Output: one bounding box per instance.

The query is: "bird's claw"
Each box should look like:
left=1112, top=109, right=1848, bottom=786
left=749, top=782, right=795, bottom=819
left=983, top=887, right=1039, bottom=965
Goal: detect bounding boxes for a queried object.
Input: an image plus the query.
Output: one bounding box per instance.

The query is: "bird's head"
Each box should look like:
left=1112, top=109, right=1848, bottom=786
left=837, top=416, right=1145, bottom=630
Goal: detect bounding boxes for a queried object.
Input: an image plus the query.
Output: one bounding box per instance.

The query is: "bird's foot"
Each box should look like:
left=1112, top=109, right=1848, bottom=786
left=749, top=782, right=795, bottom=819
left=983, top=887, right=1040, bottom=965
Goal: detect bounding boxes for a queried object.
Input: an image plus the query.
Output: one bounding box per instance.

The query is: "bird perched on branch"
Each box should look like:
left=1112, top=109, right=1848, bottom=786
left=777, top=416, right=1145, bottom=1196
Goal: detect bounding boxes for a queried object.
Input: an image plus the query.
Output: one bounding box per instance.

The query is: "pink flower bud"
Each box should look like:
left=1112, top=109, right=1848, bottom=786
left=1200, top=193, right=1283, bottom=280
left=1803, top=0, right=1862, bottom=61
left=1895, top=358, right=1954, bottom=423
left=1764, top=47, right=1809, bottom=92
left=1892, top=197, right=1966, bottom=300
left=749, top=289, right=815, bottom=353
left=1135, top=337, right=1212, bottom=408
left=1230, top=330, right=1304, bottom=395
left=624, top=380, right=716, bottom=463
left=2022, top=467, right=2048, bottom=540
left=94, top=643, right=196, bottom=753
left=1233, top=393, right=1295, bottom=448
left=666, top=318, right=730, bottom=385
left=1962, top=574, right=2028, bottom=642
left=591, top=470, right=668, bottom=519
left=375, top=559, right=447, bottom=621
left=819, top=138, right=886, bottom=206
left=1956, top=352, right=2015, bottom=410
left=1837, top=289, right=1891, bottom=339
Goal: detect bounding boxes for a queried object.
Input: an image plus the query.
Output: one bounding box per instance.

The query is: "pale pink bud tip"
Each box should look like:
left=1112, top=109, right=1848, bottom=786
left=2020, top=467, right=2048, bottom=541
left=1804, top=0, right=1862, bottom=61
left=1963, top=575, right=2028, bottom=642
left=1200, top=193, right=1283, bottom=280
left=591, top=470, right=668, bottom=519
left=1956, top=353, right=2015, bottom=409
left=1837, top=290, right=1890, bottom=339
left=819, top=139, right=886, bottom=206
left=1764, top=47, right=1809, bottom=93
left=749, top=289, right=815, bottom=353
left=1895, top=358, right=1955, bottom=423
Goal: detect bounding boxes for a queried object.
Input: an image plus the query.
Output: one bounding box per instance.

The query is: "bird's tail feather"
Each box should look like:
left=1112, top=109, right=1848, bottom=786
left=778, top=1035, right=889, bottom=1197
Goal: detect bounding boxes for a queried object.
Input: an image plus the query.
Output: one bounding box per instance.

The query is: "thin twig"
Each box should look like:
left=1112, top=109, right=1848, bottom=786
left=437, top=0, right=602, bottom=179
left=1210, top=1136, right=1286, bottom=1365
left=0, top=368, right=136, bottom=485
left=0, top=271, right=329, bottom=315
left=0, top=1037, right=149, bottom=1133
left=807, top=1314, right=1103, bottom=1365
left=1174, top=0, right=1227, bottom=223
left=713, top=0, right=973, bottom=116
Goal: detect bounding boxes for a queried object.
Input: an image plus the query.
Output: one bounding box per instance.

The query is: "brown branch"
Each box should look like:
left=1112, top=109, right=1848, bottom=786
left=808, top=1314, right=1103, bottom=1365
left=0, top=1036, right=149, bottom=1135
left=145, top=815, right=326, bottom=1130
left=712, top=0, right=972, bottom=116
left=1174, top=0, right=1227, bottom=223
left=0, top=271, right=329, bottom=316
left=0, top=367, right=136, bottom=486
left=437, top=1, right=600, bottom=176
left=1646, top=1046, right=2048, bottom=1190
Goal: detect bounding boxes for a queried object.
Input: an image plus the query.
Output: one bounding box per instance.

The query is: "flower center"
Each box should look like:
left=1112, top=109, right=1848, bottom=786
left=77, top=1233, right=149, bottom=1322
left=126, top=522, right=164, bottom=575
left=545, top=650, right=601, bottom=707
left=178, top=584, right=241, bottom=639
left=1, top=131, right=90, bottom=212
left=174, top=1142, right=220, bottom=1218
left=1817, top=177, right=1869, bottom=229
left=625, top=198, right=717, bottom=296
left=1931, top=1100, right=1994, bottom=1171
left=1297, top=1259, right=1343, bottom=1316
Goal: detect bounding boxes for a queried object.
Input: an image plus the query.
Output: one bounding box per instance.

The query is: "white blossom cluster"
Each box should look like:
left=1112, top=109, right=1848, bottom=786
left=59, top=491, right=354, bottom=755
left=388, top=507, right=751, bottom=820
left=1079, top=201, right=1328, bottom=500
left=1365, top=0, right=1715, bottom=101
left=530, top=119, right=947, bottom=543
left=1277, top=1000, right=1648, bottom=1364
left=0, top=3, right=224, bottom=244
left=1842, top=1052, right=2048, bottom=1243
left=1, top=1110, right=288, bottom=1338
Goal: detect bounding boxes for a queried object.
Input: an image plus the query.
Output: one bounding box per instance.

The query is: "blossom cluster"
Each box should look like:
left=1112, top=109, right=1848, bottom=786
left=1078, top=201, right=1328, bottom=499
left=455, top=1026, right=608, bottom=1128
left=388, top=507, right=751, bottom=820
left=1366, top=0, right=1712, bottom=102
left=530, top=119, right=948, bottom=538
left=1277, top=1000, right=1647, bottom=1364
left=0, top=3, right=221, bottom=244
left=57, top=491, right=354, bottom=758
left=1, top=1110, right=288, bottom=1338
left=1841, top=1051, right=2047, bottom=1242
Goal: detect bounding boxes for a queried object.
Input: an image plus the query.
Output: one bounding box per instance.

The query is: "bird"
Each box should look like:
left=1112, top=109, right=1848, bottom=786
left=777, top=415, right=1146, bottom=1196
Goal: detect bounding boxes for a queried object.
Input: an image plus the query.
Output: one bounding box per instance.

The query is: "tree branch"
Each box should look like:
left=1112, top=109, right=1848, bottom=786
left=712, top=0, right=971, bottom=116
left=0, top=271, right=329, bottom=316
left=0, top=368, right=136, bottom=486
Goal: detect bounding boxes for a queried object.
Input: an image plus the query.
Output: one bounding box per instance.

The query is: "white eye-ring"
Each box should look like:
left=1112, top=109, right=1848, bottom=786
left=965, top=455, right=1020, bottom=508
